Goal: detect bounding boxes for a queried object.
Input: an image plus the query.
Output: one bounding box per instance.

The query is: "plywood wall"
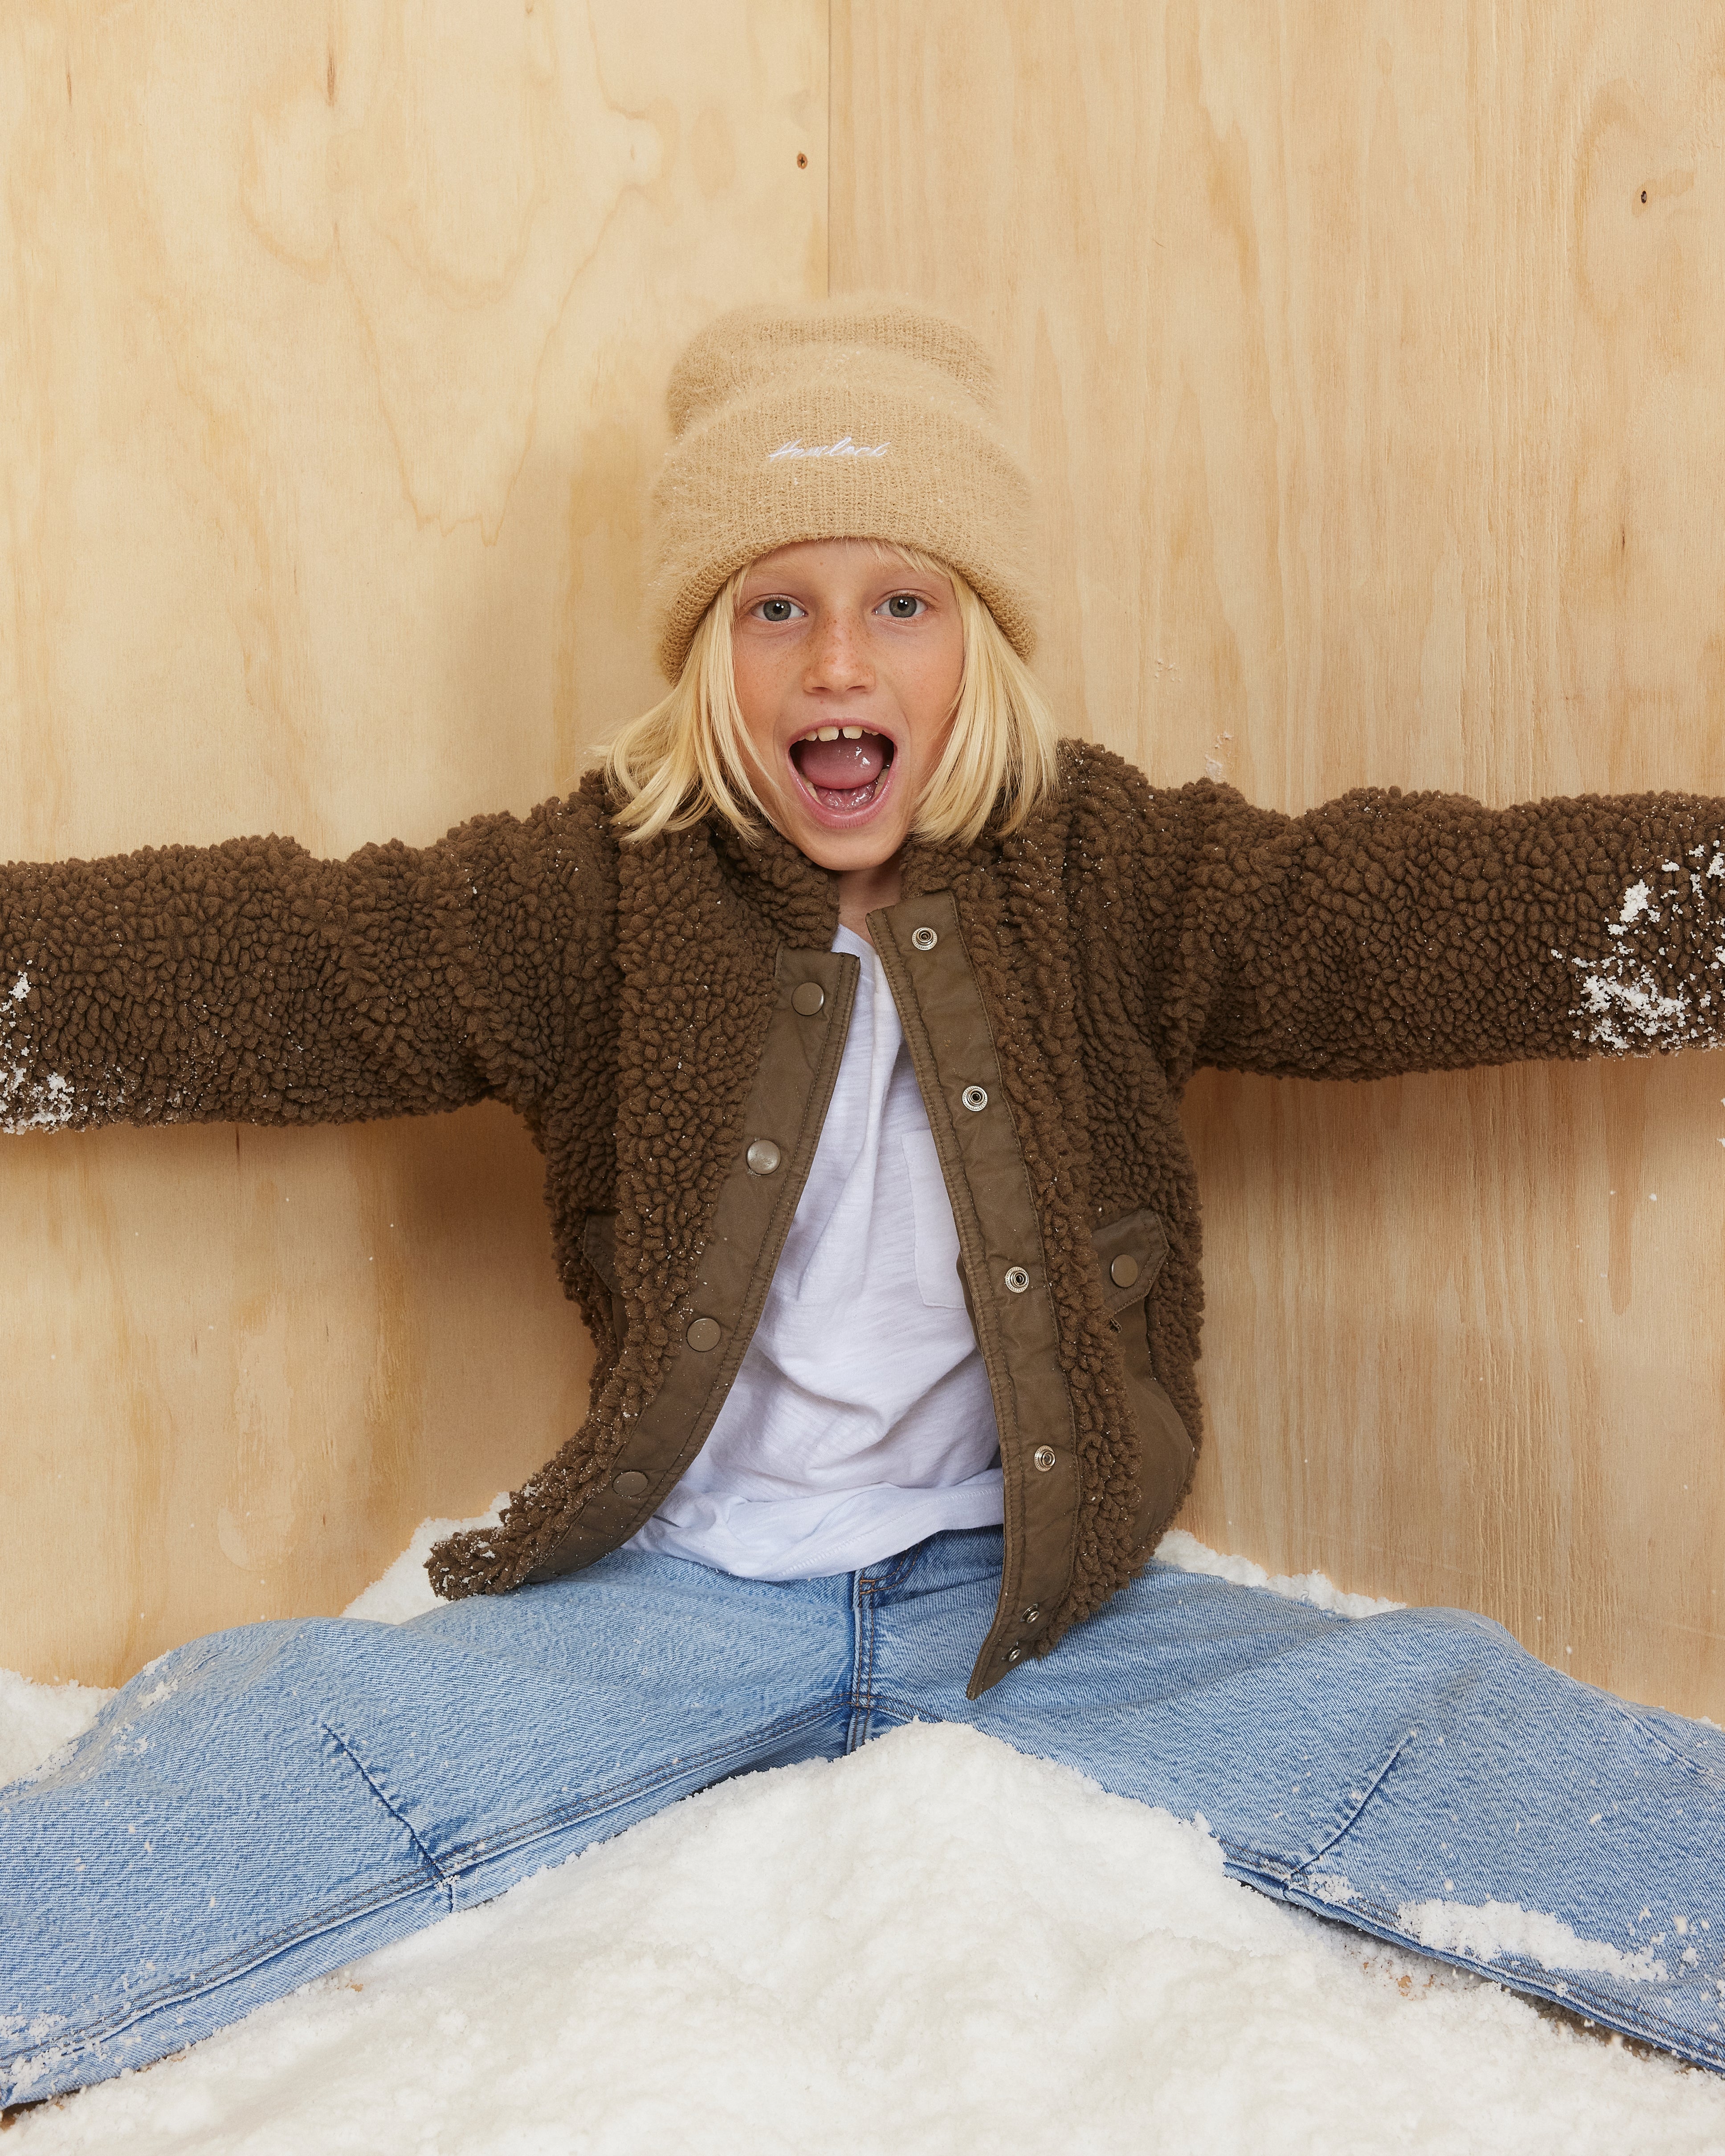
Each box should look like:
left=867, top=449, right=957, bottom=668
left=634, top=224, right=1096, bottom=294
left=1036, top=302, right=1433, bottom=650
left=0, top=0, right=828, bottom=1686
left=6, top=1, right=1723, bottom=1721
left=833, top=0, right=1725, bottom=1717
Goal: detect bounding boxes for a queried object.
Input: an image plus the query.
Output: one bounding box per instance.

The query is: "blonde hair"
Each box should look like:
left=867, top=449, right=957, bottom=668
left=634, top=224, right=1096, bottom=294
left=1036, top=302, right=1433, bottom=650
left=603, top=547, right=1061, bottom=848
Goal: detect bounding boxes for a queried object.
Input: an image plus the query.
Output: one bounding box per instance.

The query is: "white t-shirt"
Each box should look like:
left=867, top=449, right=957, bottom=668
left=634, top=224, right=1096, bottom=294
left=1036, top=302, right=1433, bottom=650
left=626, top=926, right=1005, bottom=1578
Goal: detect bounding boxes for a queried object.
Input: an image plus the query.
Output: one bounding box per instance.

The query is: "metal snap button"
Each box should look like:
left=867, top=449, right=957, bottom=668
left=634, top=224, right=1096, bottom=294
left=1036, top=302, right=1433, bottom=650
left=1109, top=1252, right=1140, bottom=1289
left=790, top=981, right=825, bottom=1016
left=1021, top=1606, right=1041, bottom=1625
left=613, top=1470, right=648, bottom=1500
left=746, top=1139, right=782, bottom=1176
left=686, top=1316, right=722, bottom=1352
left=910, top=926, right=938, bottom=951
left=961, top=1085, right=988, bottom=1112
left=1033, top=1445, right=1057, bottom=1472
left=1005, top=1643, right=1024, bottom=1664
left=1004, top=1266, right=1030, bottom=1294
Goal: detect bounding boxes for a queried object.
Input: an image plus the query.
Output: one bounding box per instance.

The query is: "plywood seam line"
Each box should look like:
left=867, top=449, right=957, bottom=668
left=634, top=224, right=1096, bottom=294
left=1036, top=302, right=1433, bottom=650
left=832, top=0, right=841, bottom=295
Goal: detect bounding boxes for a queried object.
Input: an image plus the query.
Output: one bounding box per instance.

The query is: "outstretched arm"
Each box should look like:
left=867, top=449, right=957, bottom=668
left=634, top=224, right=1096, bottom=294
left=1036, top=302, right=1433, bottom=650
left=0, top=783, right=612, bottom=1135
left=1133, top=778, right=1725, bottom=1085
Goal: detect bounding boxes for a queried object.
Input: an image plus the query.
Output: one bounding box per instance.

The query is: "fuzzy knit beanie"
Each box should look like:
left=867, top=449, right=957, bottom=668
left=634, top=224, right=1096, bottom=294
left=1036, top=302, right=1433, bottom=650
left=646, top=293, right=1036, bottom=680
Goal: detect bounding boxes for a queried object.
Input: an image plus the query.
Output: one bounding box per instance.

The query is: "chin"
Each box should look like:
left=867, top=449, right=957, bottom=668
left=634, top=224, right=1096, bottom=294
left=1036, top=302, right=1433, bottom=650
left=790, top=820, right=909, bottom=874
left=768, top=773, right=913, bottom=873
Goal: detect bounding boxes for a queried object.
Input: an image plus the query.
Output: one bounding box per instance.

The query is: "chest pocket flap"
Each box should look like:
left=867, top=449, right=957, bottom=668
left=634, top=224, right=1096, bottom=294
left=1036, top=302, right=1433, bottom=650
left=1093, top=1207, right=1170, bottom=1314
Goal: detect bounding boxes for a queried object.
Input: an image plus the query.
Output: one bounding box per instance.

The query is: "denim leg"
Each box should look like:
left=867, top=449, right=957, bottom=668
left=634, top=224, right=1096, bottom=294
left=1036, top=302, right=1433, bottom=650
left=868, top=1531, right=1725, bottom=2073
left=0, top=1551, right=853, bottom=2106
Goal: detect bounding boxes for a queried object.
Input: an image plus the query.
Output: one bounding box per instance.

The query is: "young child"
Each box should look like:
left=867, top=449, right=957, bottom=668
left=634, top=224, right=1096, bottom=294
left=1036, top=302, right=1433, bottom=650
left=4, top=296, right=1724, bottom=2105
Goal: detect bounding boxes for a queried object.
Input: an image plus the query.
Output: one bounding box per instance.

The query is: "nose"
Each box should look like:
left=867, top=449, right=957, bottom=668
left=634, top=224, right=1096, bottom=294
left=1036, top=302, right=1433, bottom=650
left=803, top=606, right=874, bottom=696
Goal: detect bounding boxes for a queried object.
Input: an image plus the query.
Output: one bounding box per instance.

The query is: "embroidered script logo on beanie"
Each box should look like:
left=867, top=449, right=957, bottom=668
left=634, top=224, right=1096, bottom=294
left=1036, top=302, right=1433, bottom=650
left=767, top=436, right=890, bottom=462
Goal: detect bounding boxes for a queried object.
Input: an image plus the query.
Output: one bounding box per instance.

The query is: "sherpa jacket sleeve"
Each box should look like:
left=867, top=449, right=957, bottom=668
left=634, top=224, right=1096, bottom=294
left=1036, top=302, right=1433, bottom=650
left=0, top=791, right=606, bottom=1135
left=1136, top=778, right=1725, bottom=1085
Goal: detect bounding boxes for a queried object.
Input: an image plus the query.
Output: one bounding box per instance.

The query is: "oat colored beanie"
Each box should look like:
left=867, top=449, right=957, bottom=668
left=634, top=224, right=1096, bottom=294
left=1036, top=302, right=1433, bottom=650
left=647, top=293, right=1036, bottom=680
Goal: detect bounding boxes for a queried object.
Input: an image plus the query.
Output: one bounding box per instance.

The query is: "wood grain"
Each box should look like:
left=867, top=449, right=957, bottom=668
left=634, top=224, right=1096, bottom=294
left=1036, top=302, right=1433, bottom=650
left=833, top=0, right=1725, bottom=1716
left=0, top=0, right=828, bottom=1685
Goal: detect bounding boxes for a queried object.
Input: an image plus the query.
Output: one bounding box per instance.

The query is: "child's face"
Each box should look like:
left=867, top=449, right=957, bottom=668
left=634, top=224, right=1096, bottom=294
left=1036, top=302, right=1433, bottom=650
left=731, top=541, right=964, bottom=876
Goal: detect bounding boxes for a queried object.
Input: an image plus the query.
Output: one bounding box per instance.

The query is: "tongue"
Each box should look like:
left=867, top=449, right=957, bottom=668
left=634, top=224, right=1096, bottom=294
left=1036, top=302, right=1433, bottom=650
left=793, top=731, right=889, bottom=793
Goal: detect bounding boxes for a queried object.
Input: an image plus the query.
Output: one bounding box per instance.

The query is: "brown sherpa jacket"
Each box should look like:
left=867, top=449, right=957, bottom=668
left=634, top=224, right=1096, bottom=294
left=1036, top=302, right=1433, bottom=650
left=4, top=744, right=1721, bottom=1693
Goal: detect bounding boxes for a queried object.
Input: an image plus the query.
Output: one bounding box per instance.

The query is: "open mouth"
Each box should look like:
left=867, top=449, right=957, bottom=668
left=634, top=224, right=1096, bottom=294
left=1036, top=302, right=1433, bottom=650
left=787, top=725, right=897, bottom=817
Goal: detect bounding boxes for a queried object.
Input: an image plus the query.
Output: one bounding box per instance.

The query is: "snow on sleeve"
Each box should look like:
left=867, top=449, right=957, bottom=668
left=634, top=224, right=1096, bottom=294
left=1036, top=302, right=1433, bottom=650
left=1562, top=850, right=1725, bottom=1054
left=2, top=975, right=73, bottom=1135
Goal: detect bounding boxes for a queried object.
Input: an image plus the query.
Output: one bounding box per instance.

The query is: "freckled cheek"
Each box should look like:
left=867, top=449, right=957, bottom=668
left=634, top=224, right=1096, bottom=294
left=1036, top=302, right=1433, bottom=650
left=731, top=652, right=795, bottom=770
left=902, top=701, right=960, bottom=780
left=881, top=651, right=962, bottom=761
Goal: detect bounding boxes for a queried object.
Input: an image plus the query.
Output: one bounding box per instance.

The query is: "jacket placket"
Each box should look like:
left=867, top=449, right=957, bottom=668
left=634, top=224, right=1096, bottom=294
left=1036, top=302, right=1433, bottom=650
left=870, top=891, right=1081, bottom=1698
left=529, top=883, right=1088, bottom=1697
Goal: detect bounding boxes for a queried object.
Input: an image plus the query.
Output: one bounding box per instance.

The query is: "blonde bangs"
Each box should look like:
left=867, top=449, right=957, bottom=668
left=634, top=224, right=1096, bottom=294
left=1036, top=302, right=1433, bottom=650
left=601, top=546, right=1060, bottom=848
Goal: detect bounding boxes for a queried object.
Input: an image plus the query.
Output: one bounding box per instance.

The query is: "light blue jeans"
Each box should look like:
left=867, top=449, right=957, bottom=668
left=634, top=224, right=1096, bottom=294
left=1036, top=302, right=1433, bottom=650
left=4, top=1529, right=1724, bottom=2104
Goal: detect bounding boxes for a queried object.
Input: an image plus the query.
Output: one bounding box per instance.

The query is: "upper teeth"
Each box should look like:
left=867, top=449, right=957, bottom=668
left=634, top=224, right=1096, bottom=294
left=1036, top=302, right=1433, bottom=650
left=805, top=726, right=865, bottom=741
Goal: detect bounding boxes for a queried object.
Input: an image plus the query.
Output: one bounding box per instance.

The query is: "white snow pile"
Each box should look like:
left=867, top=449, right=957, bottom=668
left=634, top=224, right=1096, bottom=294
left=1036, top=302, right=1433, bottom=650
left=337, top=1494, right=509, bottom=1624
left=5, top=1531, right=1725, bottom=2154
left=0, top=1668, right=115, bottom=1791
left=1154, top=1526, right=1406, bottom=1618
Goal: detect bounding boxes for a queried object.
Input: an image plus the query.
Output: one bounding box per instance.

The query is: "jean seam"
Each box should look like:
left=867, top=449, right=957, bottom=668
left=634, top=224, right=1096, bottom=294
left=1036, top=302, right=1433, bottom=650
left=842, top=1535, right=951, bottom=1750
left=854, top=1686, right=921, bottom=1736
left=1258, top=1863, right=1724, bottom=2070
left=846, top=1579, right=878, bottom=1753
left=1285, top=1728, right=1420, bottom=1879
left=1610, top=1705, right=1725, bottom=1785
left=0, top=1866, right=439, bottom=2074
left=323, top=1722, right=454, bottom=1911
left=872, top=1543, right=924, bottom=1591
left=1, top=1697, right=851, bottom=2079
left=437, top=1695, right=849, bottom=1875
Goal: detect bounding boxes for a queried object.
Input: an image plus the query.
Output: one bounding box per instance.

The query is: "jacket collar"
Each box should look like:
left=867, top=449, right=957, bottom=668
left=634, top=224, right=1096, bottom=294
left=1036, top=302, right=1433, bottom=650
left=702, top=814, right=1005, bottom=944
left=705, top=813, right=843, bottom=947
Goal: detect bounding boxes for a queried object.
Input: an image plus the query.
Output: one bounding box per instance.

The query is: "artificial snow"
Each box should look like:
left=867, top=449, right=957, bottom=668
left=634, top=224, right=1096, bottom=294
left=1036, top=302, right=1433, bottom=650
left=0, top=1669, right=114, bottom=1791
left=5, top=1531, right=1725, bottom=2152
left=1154, top=1527, right=1405, bottom=1619
left=0, top=972, right=127, bottom=1134
left=338, top=1496, right=508, bottom=1625
left=1397, top=1897, right=1668, bottom=1985
left=1561, top=854, right=1725, bottom=1055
